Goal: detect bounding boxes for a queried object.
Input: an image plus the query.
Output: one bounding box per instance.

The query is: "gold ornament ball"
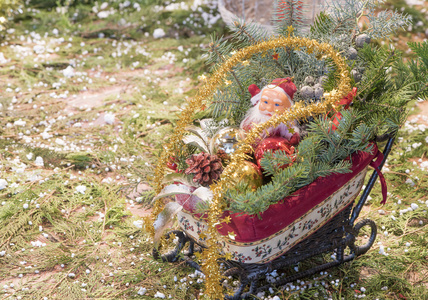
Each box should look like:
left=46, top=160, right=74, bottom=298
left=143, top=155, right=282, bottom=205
left=210, top=127, right=245, bottom=155
left=230, top=161, right=263, bottom=192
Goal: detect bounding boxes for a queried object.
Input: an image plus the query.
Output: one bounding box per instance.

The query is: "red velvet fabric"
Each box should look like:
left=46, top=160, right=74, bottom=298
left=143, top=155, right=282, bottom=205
left=215, top=146, right=379, bottom=243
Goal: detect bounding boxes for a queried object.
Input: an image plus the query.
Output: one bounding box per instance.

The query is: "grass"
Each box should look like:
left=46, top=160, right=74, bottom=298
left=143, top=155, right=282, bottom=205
left=0, top=0, right=427, bottom=299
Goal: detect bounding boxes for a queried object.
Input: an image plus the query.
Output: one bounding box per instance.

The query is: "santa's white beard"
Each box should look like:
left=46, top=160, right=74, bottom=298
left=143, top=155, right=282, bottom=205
left=240, top=104, right=298, bottom=140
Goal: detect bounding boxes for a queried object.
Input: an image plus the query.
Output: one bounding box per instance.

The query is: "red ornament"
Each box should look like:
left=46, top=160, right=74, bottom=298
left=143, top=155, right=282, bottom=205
left=331, top=87, right=358, bottom=130
left=254, top=137, right=296, bottom=170
left=167, top=156, right=178, bottom=172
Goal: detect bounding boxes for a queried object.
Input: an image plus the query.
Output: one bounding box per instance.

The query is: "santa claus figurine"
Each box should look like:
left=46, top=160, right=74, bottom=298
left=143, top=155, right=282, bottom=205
left=240, top=77, right=300, bottom=144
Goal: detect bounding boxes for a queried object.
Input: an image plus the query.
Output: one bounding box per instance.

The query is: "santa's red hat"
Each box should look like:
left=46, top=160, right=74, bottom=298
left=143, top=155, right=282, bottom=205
left=271, top=77, right=297, bottom=100
left=248, top=77, right=297, bottom=106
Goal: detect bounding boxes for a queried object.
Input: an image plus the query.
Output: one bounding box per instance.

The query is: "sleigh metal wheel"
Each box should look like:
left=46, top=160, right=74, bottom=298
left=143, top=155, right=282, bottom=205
left=348, top=219, right=377, bottom=257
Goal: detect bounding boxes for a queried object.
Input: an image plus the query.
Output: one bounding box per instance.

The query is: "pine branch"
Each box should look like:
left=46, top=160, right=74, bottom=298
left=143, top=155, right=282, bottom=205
left=272, top=0, right=306, bottom=36
left=359, top=49, right=396, bottom=102
left=206, top=37, right=245, bottom=95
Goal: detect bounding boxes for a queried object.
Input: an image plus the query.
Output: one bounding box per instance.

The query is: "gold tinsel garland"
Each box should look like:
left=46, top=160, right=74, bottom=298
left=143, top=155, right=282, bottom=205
left=149, top=35, right=350, bottom=299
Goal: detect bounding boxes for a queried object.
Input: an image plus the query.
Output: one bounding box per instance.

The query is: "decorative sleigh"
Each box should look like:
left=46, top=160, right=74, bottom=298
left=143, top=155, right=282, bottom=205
left=153, top=136, right=392, bottom=299
left=149, top=31, right=401, bottom=298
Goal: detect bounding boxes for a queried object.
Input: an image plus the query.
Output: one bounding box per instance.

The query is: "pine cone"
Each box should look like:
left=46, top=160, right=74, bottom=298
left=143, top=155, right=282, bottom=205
left=185, top=153, right=223, bottom=186
left=216, top=149, right=230, bottom=162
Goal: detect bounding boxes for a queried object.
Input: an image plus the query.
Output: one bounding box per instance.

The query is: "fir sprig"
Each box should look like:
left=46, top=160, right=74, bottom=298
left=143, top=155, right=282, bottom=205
left=272, top=0, right=306, bottom=36
left=229, top=18, right=270, bottom=47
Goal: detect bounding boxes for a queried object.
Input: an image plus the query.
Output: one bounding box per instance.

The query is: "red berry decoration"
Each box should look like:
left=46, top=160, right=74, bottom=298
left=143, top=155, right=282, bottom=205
left=166, top=156, right=178, bottom=172
left=254, top=137, right=296, bottom=170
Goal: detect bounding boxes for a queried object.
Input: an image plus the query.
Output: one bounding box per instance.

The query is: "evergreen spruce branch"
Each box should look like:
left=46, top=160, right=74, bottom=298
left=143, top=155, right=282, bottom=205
left=273, top=58, right=289, bottom=77
left=310, top=111, right=356, bottom=164
left=228, top=18, right=270, bottom=46
left=358, top=48, right=396, bottom=102
left=260, top=150, right=295, bottom=176
left=311, top=160, right=353, bottom=179
left=227, top=164, right=307, bottom=216
left=365, top=9, right=411, bottom=40
left=322, top=0, right=361, bottom=35
left=349, top=123, right=376, bottom=151
left=411, top=83, right=428, bottom=100
left=230, top=70, right=245, bottom=95
left=207, top=42, right=245, bottom=95
left=406, top=41, right=428, bottom=99
left=272, top=0, right=306, bottom=36
left=209, top=89, right=241, bottom=118
left=272, top=150, right=295, bottom=166
left=408, top=41, right=428, bottom=69
left=310, top=12, right=334, bottom=36
left=307, top=116, right=337, bottom=148
left=294, top=135, right=322, bottom=159
left=205, top=35, right=234, bottom=67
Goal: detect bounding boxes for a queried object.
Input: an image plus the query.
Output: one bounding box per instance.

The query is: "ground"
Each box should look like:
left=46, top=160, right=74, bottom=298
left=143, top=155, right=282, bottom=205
left=0, top=1, right=427, bottom=300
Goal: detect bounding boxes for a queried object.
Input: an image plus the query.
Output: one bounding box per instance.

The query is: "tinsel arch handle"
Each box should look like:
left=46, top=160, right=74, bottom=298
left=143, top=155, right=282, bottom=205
left=150, top=35, right=352, bottom=299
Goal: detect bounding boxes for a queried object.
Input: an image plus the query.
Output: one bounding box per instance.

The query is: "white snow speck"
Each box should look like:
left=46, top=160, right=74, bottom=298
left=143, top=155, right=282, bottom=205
left=104, top=113, right=115, bottom=125
left=76, top=185, right=87, bottom=194
left=133, top=220, right=143, bottom=229
left=35, top=156, right=44, bottom=167
left=153, top=28, right=166, bottom=39
left=14, top=119, right=26, bottom=127
left=62, top=66, right=75, bottom=78
left=137, top=287, right=147, bottom=295
left=154, top=291, right=165, bottom=298
left=0, top=179, right=7, bottom=190
left=97, top=11, right=110, bottom=18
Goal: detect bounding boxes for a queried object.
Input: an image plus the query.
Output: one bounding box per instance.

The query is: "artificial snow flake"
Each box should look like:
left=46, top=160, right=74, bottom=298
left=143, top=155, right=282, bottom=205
left=62, top=66, right=75, bottom=78
left=410, top=203, right=419, bottom=210
left=41, top=131, right=52, bottom=139
left=14, top=119, right=26, bottom=127
left=76, top=185, right=87, bottom=194
left=153, top=28, right=166, bottom=39
left=133, top=220, right=143, bottom=229
left=55, top=138, right=65, bottom=146
left=0, top=179, right=7, bottom=190
left=104, top=113, right=115, bottom=125
left=137, top=287, right=147, bottom=295
left=31, top=240, right=46, bottom=247
left=405, top=178, right=415, bottom=187
left=154, top=291, right=165, bottom=298
left=0, top=52, right=8, bottom=64
left=35, top=156, right=44, bottom=167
